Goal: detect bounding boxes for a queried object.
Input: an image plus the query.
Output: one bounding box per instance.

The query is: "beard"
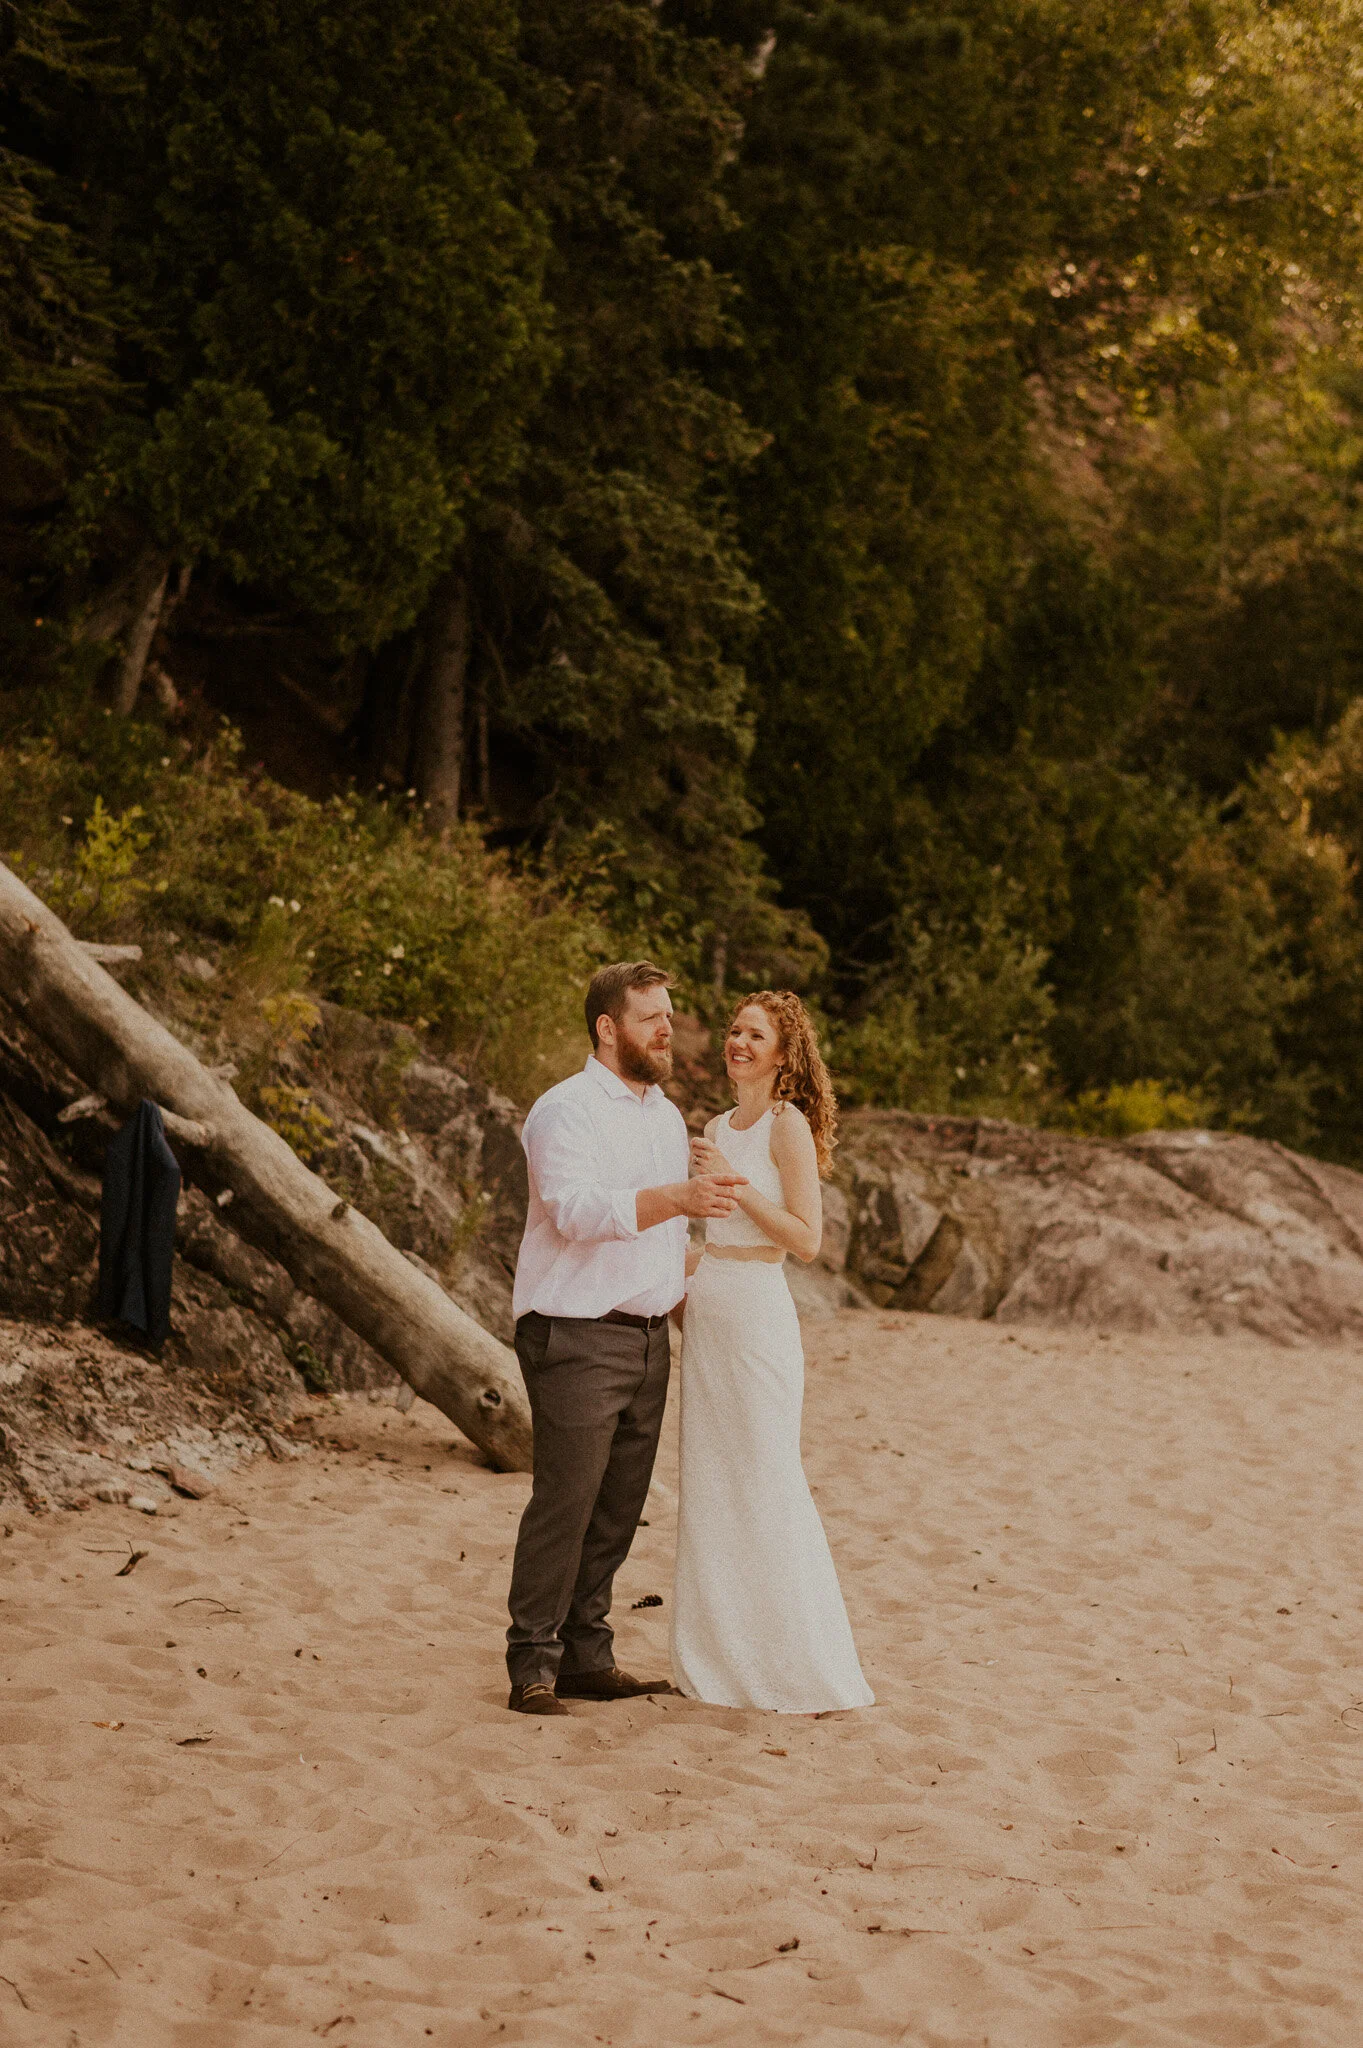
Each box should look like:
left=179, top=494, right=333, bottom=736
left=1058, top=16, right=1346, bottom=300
left=618, top=1034, right=674, bottom=1086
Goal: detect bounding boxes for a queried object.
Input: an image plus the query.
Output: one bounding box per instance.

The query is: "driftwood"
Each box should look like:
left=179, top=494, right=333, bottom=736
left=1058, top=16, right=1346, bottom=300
left=0, top=859, right=532, bottom=1470
left=56, top=1088, right=210, bottom=1147
left=78, top=942, right=143, bottom=966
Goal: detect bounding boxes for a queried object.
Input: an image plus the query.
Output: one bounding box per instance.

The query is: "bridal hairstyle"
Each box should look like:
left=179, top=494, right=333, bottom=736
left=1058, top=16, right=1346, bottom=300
left=731, top=990, right=839, bottom=1178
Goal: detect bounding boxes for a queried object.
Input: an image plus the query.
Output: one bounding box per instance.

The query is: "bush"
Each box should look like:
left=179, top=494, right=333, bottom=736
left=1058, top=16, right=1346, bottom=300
left=1054, top=1079, right=1214, bottom=1139
left=831, top=911, right=1056, bottom=1121
left=1112, top=833, right=1321, bottom=1149
left=0, top=702, right=610, bottom=1103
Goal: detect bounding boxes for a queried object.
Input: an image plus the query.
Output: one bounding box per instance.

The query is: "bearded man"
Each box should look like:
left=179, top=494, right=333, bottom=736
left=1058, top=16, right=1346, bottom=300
left=504, top=960, right=746, bottom=1714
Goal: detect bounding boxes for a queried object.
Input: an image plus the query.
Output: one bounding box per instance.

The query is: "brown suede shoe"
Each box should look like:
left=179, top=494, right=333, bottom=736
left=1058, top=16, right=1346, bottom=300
left=508, top=1682, right=572, bottom=1716
left=554, top=1667, right=678, bottom=1701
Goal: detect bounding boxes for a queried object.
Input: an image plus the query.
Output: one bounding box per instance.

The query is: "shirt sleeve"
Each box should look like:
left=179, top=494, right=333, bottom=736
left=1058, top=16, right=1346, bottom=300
left=523, top=1094, right=641, bottom=1244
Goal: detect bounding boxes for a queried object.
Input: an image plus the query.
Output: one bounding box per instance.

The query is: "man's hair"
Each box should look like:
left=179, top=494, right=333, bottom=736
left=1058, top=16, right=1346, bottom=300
left=586, top=961, right=671, bottom=1049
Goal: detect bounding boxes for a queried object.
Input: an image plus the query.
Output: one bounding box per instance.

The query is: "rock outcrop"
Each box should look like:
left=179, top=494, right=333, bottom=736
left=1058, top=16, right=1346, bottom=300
left=821, top=1111, right=1363, bottom=1344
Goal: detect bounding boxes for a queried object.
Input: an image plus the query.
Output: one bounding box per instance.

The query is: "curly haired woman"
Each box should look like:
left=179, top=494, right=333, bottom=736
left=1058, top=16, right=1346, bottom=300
left=671, top=991, right=874, bottom=1712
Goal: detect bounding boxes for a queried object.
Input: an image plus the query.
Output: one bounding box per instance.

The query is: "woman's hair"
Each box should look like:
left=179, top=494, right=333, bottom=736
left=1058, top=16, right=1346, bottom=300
left=729, top=990, right=839, bottom=1177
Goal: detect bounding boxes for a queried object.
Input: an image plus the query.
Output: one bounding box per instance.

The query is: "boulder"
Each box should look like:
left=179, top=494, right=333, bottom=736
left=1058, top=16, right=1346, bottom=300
left=827, top=1111, right=1363, bottom=1343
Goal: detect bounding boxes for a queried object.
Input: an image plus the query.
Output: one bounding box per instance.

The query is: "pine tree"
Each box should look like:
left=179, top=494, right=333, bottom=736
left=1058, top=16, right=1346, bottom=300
left=464, top=2, right=809, bottom=976
left=53, top=0, right=550, bottom=710
left=0, top=0, right=118, bottom=510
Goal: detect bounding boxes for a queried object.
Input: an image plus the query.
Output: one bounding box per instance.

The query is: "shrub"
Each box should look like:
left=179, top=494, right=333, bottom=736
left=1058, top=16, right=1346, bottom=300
left=1114, top=835, right=1320, bottom=1148
left=0, top=702, right=609, bottom=1103
left=1055, top=1079, right=1214, bottom=1139
left=831, top=911, right=1056, bottom=1120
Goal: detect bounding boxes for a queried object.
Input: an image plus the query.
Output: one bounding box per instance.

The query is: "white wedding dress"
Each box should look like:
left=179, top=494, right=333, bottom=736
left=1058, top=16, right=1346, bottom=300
left=671, top=1108, right=874, bottom=1712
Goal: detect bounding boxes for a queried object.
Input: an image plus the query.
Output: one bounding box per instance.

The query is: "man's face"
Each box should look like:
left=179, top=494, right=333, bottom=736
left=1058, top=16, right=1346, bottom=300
left=612, top=985, right=674, bottom=1085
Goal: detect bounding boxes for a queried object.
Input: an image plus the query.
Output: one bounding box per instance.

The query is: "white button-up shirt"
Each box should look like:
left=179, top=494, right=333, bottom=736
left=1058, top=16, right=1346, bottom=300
left=512, top=1056, right=690, bottom=1321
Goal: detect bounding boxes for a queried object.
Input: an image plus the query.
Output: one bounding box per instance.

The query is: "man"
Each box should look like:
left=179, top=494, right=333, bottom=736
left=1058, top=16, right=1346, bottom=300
left=505, top=960, right=747, bottom=1715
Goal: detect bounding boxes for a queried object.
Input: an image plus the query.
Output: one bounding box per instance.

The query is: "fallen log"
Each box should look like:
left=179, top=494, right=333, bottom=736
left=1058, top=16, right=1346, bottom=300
left=77, top=942, right=143, bottom=965
left=0, top=859, right=532, bottom=1470
left=56, top=1088, right=213, bottom=1150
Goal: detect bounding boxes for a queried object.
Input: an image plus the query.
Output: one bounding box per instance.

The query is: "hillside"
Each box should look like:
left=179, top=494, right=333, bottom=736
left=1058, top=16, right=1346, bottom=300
left=0, top=981, right=527, bottom=1513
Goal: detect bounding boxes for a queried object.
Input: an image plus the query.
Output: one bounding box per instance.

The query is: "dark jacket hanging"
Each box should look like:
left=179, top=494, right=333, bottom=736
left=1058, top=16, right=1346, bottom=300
left=98, top=1100, right=181, bottom=1347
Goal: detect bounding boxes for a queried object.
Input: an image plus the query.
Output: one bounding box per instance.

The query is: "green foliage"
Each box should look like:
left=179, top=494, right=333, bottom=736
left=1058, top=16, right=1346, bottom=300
left=1112, top=836, right=1319, bottom=1145
left=473, top=0, right=778, bottom=957
left=13, top=0, right=1363, bottom=1156
left=689, top=0, right=1363, bottom=962
left=1217, top=703, right=1363, bottom=1155
left=1104, top=355, right=1363, bottom=793
left=255, top=1084, right=334, bottom=1162
left=31, top=787, right=153, bottom=934
left=49, top=0, right=549, bottom=639
left=289, top=1339, right=332, bottom=1395
left=831, top=911, right=1055, bottom=1120
left=0, top=140, right=114, bottom=491
left=730, top=228, right=1029, bottom=949
left=60, top=794, right=149, bottom=927
left=671, top=0, right=1363, bottom=1040
left=1055, top=1080, right=1215, bottom=1141
left=0, top=700, right=610, bottom=1102
left=0, top=0, right=121, bottom=499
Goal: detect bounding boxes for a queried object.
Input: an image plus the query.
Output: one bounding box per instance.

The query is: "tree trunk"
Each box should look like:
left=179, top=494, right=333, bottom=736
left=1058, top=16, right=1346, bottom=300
left=413, top=568, right=469, bottom=832
left=114, top=549, right=172, bottom=715
left=712, top=932, right=728, bottom=1006
left=475, top=661, right=491, bottom=812
left=74, top=575, right=138, bottom=649
left=0, top=859, right=532, bottom=1471
left=347, top=634, right=420, bottom=786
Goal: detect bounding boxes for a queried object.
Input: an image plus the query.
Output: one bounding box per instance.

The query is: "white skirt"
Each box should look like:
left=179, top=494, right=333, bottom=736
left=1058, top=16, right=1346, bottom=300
left=671, top=1255, right=874, bottom=1713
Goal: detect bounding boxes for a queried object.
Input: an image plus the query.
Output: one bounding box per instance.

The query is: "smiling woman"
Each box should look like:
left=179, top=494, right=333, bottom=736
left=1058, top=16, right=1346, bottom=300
left=724, top=990, right=839, bottom=1180
left=672, top=986, right=873, bottom=1713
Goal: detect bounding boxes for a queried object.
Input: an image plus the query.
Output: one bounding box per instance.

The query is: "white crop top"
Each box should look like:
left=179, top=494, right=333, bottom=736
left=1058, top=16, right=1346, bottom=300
left=705, top=1107, right=788, bottom=1248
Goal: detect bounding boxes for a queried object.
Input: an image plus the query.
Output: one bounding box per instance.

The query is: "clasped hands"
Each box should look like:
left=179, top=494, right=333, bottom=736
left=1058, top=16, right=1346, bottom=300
left=682, top=1134, right=746, bottom=1219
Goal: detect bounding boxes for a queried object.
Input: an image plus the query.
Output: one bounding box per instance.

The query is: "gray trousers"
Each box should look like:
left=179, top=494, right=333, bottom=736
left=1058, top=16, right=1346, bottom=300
left=506, top=1310, right=671, bottom=1690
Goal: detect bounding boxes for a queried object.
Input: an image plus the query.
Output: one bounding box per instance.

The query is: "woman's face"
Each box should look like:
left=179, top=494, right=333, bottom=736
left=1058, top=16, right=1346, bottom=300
left=725, top=1004, right=783, bottom=1088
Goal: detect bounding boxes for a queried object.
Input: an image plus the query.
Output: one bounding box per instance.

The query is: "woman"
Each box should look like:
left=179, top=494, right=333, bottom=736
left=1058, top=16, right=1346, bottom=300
left=671, top=990, right=874, bottom=1713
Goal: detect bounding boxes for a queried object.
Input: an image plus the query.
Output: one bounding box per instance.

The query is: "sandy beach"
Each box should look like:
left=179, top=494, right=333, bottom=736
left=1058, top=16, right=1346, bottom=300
left=2, top=1308, right=1362, bottom=2046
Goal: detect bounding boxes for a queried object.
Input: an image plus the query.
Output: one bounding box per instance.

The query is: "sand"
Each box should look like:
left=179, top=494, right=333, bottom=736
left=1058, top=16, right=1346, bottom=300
left=1, top=1309, right=1362, bottom=2047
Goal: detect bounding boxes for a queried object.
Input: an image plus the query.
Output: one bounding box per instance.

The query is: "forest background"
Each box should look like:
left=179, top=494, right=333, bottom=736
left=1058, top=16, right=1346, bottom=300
left=7, top=0, right=1363, bottom=1161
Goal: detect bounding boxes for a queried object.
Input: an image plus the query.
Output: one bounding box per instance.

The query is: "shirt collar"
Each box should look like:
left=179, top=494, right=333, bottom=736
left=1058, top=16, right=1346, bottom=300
left=585, top=1054, right=658, bottom=1105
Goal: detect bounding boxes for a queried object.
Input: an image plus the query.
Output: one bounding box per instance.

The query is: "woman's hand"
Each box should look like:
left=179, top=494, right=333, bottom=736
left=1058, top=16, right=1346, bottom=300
left=690, top=1134, right=735, bottom=1179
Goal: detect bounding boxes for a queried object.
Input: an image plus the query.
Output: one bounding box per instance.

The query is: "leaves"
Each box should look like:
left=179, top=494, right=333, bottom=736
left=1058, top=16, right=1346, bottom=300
left=11, top=0, right=1363, bottom=1144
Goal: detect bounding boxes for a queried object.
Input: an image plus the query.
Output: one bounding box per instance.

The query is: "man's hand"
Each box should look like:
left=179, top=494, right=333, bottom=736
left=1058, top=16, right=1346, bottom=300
left=636, top=1172, right=747, bottom=1231
left=677, top=1171, right=747, bottom=1219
